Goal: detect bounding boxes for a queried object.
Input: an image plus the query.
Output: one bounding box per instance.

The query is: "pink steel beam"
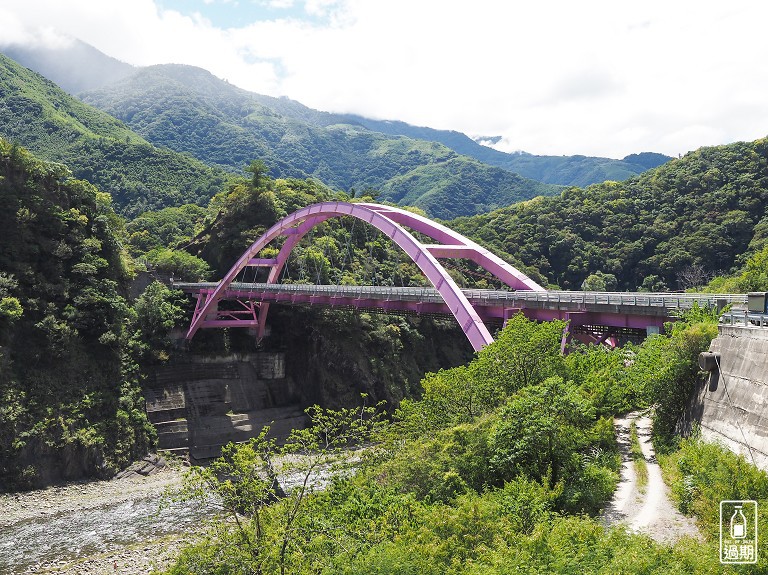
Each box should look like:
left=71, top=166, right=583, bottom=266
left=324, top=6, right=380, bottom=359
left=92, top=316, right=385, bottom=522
left=186, top=202, right=543, bottom=351
left=212, top=287, right=671, bottom=329
left=358, top=203, right=545, bottom=291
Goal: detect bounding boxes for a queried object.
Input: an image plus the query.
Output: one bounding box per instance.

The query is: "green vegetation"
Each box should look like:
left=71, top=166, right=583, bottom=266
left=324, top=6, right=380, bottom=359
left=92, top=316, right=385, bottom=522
left=451, top=138, right=768, bottom=290
left=161, top=311, right=748, bottom=574
left=185, top=159, right=430, bottom=285
left=705, top=242, right=768, bottom=292
left=662, top=437, right=768, bottom=547
left=171, top=401, right=386, bottom=575
left=0, top=54, right=230, bottom=217
left=126, top=204, right=207, bottom=255
left=3, top=46, right=768, bottom=571
left=8, top=42, right=671, bottom=194
left=0, top=138, right=169, bottom=488
left=629, top=420, right=648, bottom=491
left=625, top=309, right=718, bottom=452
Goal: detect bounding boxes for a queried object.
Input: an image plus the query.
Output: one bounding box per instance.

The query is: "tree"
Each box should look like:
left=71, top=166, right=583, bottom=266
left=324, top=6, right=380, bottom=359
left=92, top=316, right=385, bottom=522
left=640, top=274, right=668, bottom=292
left=581, top=271, right=617, bottom=291
left=676, top=263, right=712, bottom=291
left=623, top=317, right=717, bottom=450
left=398, top=364, right=503, bottom=432
left=245, top=159, right=272, bottom=191
left=0, top=297, right=22, bottom=322
left=170, top=398, right=386, bottom=575
left=489, top=376, right=595, bottom=486
left=131, top=281, right=186, bottom=361
left=145, top=248, right=211, bottom=282
left=733, top=244, right=768, bottom=291
left=471, top=313, right=566, bottom=394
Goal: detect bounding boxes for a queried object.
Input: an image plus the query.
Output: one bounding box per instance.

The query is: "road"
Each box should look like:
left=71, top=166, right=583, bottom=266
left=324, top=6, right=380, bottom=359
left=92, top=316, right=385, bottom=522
left=602, top=412, right=701, bottom=543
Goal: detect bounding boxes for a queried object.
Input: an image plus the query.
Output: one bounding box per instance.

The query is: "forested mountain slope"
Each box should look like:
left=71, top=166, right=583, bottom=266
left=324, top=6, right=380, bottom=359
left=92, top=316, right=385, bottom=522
left=7, top=39, right=671, bottom=191
left=79, top=64, right=557, bottom=219
left=0, top=138, right=154, bottom=489
left=451, top=137, right=768, bottom=291
left=0, top=54, right=229, bottom=217
left=342, top=115, right=672, bottom=186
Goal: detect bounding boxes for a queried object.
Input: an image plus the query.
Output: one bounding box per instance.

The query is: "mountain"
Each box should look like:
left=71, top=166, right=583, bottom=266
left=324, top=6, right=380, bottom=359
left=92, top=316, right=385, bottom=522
left=339, top=116, right=673, bottom=186
left=5, top=39, right=671, bottom=187
left=0, top=53, right=229, bottom=217
left=450, top=137, right=768, bottom=291
left=0, top=38, right=136, bottom=94
left=79, top=64, right=557, bottom=219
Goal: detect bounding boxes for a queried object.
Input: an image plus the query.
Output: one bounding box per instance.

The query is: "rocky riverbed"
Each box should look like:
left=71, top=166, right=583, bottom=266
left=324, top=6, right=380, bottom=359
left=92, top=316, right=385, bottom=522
left=0, top=456, right=212, bottom=575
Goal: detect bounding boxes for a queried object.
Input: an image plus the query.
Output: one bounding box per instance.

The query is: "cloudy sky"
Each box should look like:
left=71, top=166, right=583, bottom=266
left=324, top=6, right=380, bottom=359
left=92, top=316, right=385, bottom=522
left=2, top=0, right=767, bottom=159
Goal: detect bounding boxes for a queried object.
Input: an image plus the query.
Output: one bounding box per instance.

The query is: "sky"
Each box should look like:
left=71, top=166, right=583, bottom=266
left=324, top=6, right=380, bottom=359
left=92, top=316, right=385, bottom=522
left=2, top=0, right=768, bottom=159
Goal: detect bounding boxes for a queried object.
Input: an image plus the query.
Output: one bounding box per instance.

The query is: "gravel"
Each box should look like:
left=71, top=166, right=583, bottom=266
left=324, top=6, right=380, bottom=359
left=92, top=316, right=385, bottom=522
left=601, top=412, right=701, bottom=543
left=0, top=459, right=205, bottom=575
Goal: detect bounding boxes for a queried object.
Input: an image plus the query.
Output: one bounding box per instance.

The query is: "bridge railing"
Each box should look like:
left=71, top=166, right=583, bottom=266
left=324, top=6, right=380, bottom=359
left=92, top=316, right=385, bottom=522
left=175, top=282, right=747, bottom=310
left=719, top=311, right=768, bottom=327
left=486, top=290, right=746, bottom=309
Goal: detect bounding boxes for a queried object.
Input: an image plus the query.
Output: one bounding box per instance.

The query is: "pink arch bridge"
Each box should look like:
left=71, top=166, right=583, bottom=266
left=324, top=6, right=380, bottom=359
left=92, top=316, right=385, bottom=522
left=184, top=201, right=544, bottom=351
left=181, top=202, right=744, bottom=352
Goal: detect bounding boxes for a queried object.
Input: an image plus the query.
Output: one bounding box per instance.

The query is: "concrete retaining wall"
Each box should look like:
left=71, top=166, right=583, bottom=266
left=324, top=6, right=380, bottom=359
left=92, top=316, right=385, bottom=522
left=692, top=325, right=768, bottom=469
left=145, top=352, right=305, bottom=459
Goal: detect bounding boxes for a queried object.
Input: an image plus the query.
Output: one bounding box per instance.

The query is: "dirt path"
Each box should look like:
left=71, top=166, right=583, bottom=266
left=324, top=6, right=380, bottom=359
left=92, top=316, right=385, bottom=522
left=601, top=411, right=700, bottom=543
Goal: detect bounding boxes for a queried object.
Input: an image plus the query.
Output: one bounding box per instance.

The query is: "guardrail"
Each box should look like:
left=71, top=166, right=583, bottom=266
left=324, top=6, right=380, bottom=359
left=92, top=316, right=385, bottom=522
left=174, top=282, right=747, bottom=311
left=719, top=311, right=768, bottom=327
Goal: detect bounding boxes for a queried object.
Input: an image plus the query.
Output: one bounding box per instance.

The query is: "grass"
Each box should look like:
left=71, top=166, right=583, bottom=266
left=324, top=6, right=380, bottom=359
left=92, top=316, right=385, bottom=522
left=629, top=420, right=648, bottom=491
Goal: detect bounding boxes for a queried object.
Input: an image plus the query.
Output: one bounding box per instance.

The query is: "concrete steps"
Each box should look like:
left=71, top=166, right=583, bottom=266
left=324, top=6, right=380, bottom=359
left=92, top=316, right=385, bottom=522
left=145, top=383, right=186, bottom=423
left=144, top=353, right=305, bottom=458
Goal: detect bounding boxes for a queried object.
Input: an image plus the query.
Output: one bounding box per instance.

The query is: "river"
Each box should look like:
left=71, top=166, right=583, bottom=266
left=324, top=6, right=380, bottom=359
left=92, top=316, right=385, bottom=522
left=0, top=453, right=344, bottom=574
left=0, top=465, right=213, bottom=574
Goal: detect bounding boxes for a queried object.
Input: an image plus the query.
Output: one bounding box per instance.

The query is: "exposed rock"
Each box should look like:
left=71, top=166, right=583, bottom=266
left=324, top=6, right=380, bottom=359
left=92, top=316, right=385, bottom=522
left=113, top=454, right=167, bottom=480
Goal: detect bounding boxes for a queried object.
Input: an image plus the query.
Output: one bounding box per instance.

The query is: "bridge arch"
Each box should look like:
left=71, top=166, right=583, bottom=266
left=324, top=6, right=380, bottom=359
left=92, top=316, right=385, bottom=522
left=186, top=201, right=545, bottom=351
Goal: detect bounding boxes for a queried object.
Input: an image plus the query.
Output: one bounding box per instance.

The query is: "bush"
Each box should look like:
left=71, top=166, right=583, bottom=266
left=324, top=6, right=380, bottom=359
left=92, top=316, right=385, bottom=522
left=622, top=319, right=717, bottom=451
left=663, top=438, right=768, bottom=539
left=488, top=376, right=595, bottom=487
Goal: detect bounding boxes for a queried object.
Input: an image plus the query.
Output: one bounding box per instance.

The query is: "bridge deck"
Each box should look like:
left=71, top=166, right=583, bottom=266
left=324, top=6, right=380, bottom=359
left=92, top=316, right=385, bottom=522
left=175, top=282, right=746, bottom=330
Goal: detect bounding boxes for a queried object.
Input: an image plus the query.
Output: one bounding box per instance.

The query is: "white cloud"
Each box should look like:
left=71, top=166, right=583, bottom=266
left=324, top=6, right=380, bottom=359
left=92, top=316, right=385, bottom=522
left=268, top=0, right=294, bottom=8
left=2, top=0, right=768, bottom=158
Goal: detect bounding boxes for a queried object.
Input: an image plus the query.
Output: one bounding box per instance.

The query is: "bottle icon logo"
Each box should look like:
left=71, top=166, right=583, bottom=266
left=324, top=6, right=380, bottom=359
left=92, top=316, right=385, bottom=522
left=731, top=505, right=747, bottom=539
left=720, top=500, right=758, bottom=564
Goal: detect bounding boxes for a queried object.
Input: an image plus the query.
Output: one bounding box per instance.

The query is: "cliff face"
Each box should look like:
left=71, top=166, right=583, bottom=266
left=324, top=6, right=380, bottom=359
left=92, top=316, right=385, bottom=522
left=0, top=140, right=153, bottom=492
left=145, top=309, right=475, bottom=460
left=270, top=307, right=475, bottom=409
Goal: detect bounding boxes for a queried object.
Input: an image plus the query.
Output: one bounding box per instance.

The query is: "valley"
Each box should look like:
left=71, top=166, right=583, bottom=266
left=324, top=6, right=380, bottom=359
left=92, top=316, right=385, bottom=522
left=1, top=36, right=768, bottom=575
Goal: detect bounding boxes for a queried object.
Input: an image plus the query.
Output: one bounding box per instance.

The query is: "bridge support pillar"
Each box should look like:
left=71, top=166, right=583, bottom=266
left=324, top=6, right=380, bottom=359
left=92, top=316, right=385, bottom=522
left=560, top=311, right=588, bottom=354
left=502, top=307, right=522, bottom=325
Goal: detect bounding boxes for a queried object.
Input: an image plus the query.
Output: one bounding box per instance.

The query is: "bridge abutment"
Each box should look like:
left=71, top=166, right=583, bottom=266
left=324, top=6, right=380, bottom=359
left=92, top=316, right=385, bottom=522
left=687, top=325, right=768, bottom=469
left=145, top=352, right=305, bottom=460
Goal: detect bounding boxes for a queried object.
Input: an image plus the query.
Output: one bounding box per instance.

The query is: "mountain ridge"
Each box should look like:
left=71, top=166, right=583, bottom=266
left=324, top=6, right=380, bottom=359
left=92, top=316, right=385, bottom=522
left=5, top=39, right=669, bottom=195
left=79, top=62, right=557, bottom=219
left=0, top=53, right=229, bottom=217
left=341, top=115, right=672, bottom=186
left=1, top=38, right=136, bottom=94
